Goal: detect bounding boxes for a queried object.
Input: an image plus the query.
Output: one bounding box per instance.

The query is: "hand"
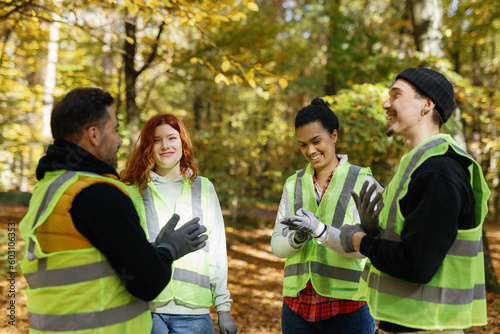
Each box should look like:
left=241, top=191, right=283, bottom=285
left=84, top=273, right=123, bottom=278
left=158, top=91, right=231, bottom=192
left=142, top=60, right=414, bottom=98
left=350, top=181, right=384, bottom=237
left=282, top=208, right=325, bottom=237
left=281, top=227, right=310, bottom=244
left=339, top=224, right=365, bottom=253
left=218, top=311, right=238, bottom=334
left=155, top=214, right=208, bottom=261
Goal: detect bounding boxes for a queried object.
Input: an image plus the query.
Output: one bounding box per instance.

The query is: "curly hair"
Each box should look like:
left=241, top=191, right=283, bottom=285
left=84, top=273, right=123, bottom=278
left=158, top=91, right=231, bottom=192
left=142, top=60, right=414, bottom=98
left=120, top=114, right=199, bottom=194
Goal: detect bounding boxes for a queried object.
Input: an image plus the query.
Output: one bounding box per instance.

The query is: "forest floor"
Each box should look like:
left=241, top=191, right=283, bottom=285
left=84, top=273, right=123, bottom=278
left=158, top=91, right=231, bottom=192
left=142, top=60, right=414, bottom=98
left=1, top=203, right=499, bottom=333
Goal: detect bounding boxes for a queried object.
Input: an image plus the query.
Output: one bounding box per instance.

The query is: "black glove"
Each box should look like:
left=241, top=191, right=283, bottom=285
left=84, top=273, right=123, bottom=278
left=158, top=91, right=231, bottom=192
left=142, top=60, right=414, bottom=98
left=350, top=181, right=384, bottom=237
left=155, top=214, right=208, bottom=261
left=339, top=224, right=365, bottom=253
left=218, top=311, right=238, bottom=334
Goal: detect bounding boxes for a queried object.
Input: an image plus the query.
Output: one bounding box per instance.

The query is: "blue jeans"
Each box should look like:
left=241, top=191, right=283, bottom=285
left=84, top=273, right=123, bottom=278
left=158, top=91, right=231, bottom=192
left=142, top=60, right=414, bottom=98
left=281, top=301, right=376, bottom=334
left=151, top=313, right=216, bottom=334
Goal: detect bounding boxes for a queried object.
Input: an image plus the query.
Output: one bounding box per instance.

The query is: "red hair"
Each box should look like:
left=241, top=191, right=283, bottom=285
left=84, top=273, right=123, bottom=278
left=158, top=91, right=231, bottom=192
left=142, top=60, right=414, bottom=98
left=120, top=114, right=199, bottom=194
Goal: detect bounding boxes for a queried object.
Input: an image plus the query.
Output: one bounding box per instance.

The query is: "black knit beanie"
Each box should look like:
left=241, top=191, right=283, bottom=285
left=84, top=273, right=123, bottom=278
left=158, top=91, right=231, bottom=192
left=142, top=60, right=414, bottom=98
left=396, top=67, right=456, bottom=123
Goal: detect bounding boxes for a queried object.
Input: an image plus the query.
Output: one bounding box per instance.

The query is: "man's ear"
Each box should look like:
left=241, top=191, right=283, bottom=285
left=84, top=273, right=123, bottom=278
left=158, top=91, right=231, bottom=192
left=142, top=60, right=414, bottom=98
left=85, top=125, right=101, bottom=147
left=422, top=97, right=436, bottom=113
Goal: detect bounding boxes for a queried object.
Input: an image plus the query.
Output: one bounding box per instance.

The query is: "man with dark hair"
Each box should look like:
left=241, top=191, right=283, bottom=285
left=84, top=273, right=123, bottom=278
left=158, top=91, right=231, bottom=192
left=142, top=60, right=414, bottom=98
left=340, top=68, right=490, bottom=333
left=20, top=87, right=208, bottom=333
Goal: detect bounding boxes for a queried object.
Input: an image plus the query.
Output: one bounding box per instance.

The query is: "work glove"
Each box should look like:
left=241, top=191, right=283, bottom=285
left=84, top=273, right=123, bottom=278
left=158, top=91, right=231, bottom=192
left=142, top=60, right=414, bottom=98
left=218, top=311, right=238, bottom=334
left=154, top=214, right=208, bottom=261
left=339, top=224, right=365, bottom=253
left=282, top=208, right=326, bottom=238
left=350, top=181, right=384, bottom=237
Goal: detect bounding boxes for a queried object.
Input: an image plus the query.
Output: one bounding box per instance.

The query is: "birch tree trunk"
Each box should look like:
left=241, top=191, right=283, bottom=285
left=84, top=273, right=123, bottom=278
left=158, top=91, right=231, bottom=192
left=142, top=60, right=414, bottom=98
left=41, top=2, right=61, bottom=142
left=408, top=0, right=445, bottom=57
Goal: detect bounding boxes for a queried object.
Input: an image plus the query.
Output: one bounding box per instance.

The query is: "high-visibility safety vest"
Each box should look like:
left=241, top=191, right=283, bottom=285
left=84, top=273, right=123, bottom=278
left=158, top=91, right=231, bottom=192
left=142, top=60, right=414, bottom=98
left=283, top=161, right=370, bottom=300
left=130, top=176, right=213, bottom=307
left=357, top=134, right=490, bottom=330
left=19, top=170, right=151, bottom=334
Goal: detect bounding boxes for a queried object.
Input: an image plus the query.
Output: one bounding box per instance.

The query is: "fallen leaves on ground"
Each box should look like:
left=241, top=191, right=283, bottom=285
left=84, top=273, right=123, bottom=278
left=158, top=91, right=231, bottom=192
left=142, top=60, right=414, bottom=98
left=1, top=204, right=499, bottom=333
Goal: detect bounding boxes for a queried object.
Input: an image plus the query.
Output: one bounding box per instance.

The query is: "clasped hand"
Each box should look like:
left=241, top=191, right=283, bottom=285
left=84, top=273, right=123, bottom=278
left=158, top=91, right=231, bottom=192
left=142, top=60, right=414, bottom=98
left=281, top=208, right=324, bottom=239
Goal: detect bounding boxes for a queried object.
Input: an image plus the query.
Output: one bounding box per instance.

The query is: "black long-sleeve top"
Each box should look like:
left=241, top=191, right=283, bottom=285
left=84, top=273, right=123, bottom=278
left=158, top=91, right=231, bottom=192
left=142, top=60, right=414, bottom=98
left=359, top=148, right=476, bottom=332
left=36, top=140, right=173, bottom=301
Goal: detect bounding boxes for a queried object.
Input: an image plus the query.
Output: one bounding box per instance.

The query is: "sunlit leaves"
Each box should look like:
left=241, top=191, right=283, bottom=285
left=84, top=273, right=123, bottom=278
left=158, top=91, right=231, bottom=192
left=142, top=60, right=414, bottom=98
left=221, top=60, right=231, bottom=72
left=246, top=2, right=259, bottom=12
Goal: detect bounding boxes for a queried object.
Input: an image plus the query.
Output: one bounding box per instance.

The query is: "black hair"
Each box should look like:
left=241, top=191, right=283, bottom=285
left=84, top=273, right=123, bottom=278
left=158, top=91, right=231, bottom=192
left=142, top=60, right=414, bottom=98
left=51, top=87, right=115, bottom=141
left=294, top=97, right=339, bottom=134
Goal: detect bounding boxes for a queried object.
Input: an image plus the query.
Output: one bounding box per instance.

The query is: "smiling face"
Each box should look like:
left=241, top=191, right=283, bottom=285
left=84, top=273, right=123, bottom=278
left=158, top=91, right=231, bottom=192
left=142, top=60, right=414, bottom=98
left=383, top=79, right=425, bottom=138
left=152, top=124, right=183, bottom=177
left=296, top=121, right=338, bottom=174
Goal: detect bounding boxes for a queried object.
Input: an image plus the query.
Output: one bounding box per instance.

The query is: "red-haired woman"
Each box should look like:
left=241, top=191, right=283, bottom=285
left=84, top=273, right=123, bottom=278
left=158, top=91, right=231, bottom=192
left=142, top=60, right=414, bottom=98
left=121, top=114, right=237, bottom=334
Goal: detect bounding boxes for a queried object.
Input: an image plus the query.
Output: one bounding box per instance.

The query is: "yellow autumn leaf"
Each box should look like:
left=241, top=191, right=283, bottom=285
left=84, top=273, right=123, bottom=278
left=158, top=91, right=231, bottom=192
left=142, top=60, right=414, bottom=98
left=215, top=73, right=231, bottom=85
left=247, top=2, right=259, bottom=11
left=190, top=57, right=199, bottom=64
left=232, top=75, right=243, bottom=84
left=222, top=60, right=231, bottom=72
left=231, top=12, right=247, bottom=21
left=248, top=79, right=256, bottom=88
left=126, top=36, right=135, bottom=44
left=278, top=78, right=288, bottom=89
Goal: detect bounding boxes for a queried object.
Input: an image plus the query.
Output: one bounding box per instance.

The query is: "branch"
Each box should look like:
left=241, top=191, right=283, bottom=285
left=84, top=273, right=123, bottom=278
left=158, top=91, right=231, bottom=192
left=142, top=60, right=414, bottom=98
left=0, top=0, right=35, bottom=21
left=137, top=20, right=166, bottom=76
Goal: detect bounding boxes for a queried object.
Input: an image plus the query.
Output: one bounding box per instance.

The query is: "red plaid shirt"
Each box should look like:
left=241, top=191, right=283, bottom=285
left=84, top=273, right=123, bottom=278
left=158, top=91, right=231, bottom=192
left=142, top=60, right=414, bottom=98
left=285, top=164, right=366, bottom=322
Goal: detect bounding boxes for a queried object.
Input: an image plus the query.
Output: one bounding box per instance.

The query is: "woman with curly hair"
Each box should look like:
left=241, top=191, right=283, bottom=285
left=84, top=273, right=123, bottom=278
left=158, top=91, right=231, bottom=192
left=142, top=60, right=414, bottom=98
left=121, top=113, right=237, bottom=334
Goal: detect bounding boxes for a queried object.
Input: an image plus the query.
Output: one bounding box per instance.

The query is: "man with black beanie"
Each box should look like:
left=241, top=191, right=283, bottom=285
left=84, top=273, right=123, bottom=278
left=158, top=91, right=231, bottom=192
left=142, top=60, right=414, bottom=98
left=340, top=67, right=490, bottom=333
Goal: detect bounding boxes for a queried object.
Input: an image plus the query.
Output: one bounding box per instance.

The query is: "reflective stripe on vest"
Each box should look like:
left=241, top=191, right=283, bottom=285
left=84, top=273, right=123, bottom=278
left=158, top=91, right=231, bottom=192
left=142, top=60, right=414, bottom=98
left=363, top=263, right=486, bottom=305
left=294, top=165, right=362, bottom=228
left=284, top=261, right=362, bottom=283
left=142, top=186, right=160, bottom=243
left=29, top=299, right=148, bottom=332
left=173, top=268, right=210, bottom=289
left=383, top=138, right=446, bottom=241
left=23, top=257, right=116, bottom=289
left=27, top=171, right=79, bottom=261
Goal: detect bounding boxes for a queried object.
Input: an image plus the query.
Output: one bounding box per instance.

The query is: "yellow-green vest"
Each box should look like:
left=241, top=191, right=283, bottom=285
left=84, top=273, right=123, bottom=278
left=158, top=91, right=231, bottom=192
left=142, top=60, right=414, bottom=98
left=130, top=176, right=213, bottom=307
left=357, top=134, right=489, bottom=330
left=283, top=162, right=370, bottom=300
left=20, top=170, right=151, bottom=334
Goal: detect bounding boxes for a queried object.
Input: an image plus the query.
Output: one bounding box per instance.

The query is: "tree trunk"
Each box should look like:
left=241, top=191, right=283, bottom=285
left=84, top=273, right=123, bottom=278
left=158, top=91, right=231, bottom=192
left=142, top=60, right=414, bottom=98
left=408, top=0, right=445, bottom=57
left=193, top=92, right=203, bottom=132
left=123, top=11, right=140, bottom=151
left=122, top=12, right=165, bottom=152
left=324, top=0, right=341, bottom=95
left=41, top=2, right=61, bottom=142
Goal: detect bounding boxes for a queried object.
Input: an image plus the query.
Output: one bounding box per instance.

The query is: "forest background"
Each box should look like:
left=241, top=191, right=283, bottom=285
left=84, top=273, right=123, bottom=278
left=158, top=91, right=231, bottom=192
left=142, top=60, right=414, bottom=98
left=0, top=0, right=499, bottom=333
